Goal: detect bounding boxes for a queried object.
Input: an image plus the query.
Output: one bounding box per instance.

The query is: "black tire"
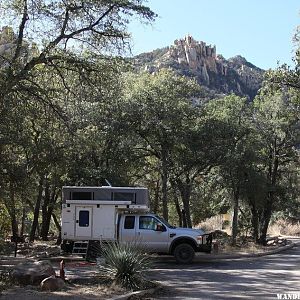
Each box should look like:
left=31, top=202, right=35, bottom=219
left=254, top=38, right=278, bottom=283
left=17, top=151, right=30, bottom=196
left=173, top=243, right=195, bottom=264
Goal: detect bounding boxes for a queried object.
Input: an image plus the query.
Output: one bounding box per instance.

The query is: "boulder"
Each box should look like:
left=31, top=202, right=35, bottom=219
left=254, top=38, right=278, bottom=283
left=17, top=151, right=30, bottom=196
left=40, top=275, right=65, bottom=291
left=11, top=260, right=56, bottom=285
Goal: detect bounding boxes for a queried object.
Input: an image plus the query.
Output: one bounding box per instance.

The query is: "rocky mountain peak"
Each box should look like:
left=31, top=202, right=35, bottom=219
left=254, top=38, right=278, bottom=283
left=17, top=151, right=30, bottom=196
left=134, top=35, right=264, bottom=100
left=0, top=26, right=37, bottom=68
left=170, top=35, right=217, bottom=71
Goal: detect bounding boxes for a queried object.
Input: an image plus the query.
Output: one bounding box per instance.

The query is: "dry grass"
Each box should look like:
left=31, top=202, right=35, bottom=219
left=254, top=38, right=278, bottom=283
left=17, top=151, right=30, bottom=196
left=219, top=241, right=262, bottom=254
left=196, top=215, right=224, bottom=232
left=197, top=217, right=295, bottom=254
left=198, top=216, right=300, bottom=237
left=268, top=219, right=300, bottom=236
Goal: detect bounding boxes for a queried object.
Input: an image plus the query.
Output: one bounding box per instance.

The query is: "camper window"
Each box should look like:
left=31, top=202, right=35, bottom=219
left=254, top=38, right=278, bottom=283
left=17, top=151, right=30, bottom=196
left=113, top=192, right=135, bottom=203
left=79, top=210, right=90, bottom=227
left=124, top=216, right=135, bottom=229
left=72, top=192, right=92, bottom=200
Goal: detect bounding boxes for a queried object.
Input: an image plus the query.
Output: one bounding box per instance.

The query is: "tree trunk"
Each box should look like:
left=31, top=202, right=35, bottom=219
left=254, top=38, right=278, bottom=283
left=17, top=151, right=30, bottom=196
left=258, top=151, right=279, bottom=245
left=152, top=180, right=160, bottom=214
left=20, top=207, right=26, bottom=237
left=52, top=213, right=61, bottom=245
left=29, top=175, right=44, bottom=242
left=258, top=193, right=273, bottom=245
left=40, top=179, right=50, bottom=240
left=172, top=189, right=183, bottom=227
left=40, top=181, right=59, bottom=240
left=182, top=209, right=187, bottom=228
left=161, top=149, right=169, bottom=221
left=41, top=185, right=60, bottom=240
left=231, top=188, right=239, bottom=246
left=250, top=201, right=259, bottom=243
left=177, top=175, right=193, bottom=228
left=8, top=182, right=18, bottom=240
left=181, top=192, right=192, bottom=228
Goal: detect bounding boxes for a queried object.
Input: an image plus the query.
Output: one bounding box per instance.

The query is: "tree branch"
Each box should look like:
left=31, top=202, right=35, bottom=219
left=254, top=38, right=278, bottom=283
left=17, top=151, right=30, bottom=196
left=3, top=4, right=118, bottom=96
left=46, top=5, right=116, bottom=53
left=12, top=0, right=29, bottom=63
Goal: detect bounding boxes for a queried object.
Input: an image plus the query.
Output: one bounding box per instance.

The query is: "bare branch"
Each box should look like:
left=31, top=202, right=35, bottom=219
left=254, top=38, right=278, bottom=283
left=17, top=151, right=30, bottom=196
left=3, top=4, right=118, bottom=95
left=46, top=5, right=116, bottom=53
left=12, top=0, right=29, bottom=63
left=60, top=5, right=70, bottom=36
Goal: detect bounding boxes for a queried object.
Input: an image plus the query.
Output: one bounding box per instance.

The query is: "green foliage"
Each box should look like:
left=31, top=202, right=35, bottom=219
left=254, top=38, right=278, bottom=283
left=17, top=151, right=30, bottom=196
left=0, top=203, right=11, bottom=238
left=97, top=242, right=151, bottom=290
left=191, top=172, right=231, bottom=224
left=119, top=69, right=203, bottom=221
left=0, top=270, right=15, bottom=293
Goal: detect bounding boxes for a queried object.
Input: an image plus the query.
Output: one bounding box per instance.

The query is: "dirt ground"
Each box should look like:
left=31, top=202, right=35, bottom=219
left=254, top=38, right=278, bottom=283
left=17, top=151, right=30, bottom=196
left=1, top=283, right=126, bottom=300
left=0, top=241, right=128, bottom=299
left=0, top=236, right=292, bottom=299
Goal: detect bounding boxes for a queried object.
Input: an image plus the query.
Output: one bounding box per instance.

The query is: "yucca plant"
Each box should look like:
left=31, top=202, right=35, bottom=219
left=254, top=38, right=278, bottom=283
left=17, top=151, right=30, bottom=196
left=96, top=241, right=151, bottom=290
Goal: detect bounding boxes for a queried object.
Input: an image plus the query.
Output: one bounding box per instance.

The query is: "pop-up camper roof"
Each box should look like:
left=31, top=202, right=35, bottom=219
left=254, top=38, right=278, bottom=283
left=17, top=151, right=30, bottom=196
left=62, top=186, right=149, bottom=207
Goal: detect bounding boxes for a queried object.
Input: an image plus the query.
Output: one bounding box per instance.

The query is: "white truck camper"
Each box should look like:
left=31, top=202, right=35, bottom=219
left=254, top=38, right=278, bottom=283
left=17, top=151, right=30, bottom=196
left=61, top=186, right=212, bottom=264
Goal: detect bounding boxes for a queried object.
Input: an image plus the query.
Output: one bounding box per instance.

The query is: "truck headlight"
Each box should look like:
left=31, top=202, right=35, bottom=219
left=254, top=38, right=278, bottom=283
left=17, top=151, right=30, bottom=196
left=196, top=235, right=203, bottom=244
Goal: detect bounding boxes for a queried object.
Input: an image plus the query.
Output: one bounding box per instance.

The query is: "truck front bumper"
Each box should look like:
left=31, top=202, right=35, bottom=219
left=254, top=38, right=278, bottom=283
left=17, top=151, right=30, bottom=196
left=197, top=233, right=213, bottom=253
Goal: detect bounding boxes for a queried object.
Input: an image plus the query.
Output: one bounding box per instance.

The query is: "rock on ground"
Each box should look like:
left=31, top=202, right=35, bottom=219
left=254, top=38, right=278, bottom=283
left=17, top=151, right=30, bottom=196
left=11, top=260, right=56, bottom=285
left=40, top=275, right=65, bottom=291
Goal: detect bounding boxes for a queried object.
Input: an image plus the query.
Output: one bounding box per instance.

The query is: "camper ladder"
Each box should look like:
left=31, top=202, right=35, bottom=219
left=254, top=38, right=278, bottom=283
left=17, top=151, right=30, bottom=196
left=72, top=241, right=89, bottom=256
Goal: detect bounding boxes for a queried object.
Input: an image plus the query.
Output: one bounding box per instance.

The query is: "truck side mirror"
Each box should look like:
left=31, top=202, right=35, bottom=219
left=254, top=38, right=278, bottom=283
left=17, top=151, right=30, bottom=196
left=156, top=223, right=165, bottom=232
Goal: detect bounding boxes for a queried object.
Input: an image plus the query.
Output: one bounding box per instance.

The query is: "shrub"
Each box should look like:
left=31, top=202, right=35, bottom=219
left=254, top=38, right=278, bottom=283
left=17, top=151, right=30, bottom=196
left=0, top=270, right=15, bottom=293
left=0, top=239, right=14, bottom=255
left=268, top=219, right=300, bottom=236
left=196, top=215, right=224, bottom=232
left=96, top=241, right=151, bottom=290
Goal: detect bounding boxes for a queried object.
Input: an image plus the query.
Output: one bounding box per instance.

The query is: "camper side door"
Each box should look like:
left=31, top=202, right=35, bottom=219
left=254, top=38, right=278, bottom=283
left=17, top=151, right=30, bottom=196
left=75, top=206, right=93, bottom=238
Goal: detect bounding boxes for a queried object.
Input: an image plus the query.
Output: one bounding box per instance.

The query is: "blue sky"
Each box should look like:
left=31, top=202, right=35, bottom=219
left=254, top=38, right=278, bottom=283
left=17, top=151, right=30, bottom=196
left=128, top=0, right=300, bottom=70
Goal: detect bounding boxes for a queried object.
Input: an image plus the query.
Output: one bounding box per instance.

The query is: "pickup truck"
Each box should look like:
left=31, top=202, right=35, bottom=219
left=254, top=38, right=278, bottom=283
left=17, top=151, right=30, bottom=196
left=117, top=212, right=212, bottom=263
left=61, top=186, right=212, bottom=264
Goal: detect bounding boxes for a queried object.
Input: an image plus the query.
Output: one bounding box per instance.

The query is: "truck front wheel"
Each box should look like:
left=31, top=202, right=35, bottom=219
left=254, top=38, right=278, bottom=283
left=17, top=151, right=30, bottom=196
left=174, top=243, right=195, bottom=264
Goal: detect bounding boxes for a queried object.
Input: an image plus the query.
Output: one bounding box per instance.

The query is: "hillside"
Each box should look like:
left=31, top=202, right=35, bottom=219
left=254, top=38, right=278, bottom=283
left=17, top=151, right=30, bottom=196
left=133, top=35, right=264, bottom=100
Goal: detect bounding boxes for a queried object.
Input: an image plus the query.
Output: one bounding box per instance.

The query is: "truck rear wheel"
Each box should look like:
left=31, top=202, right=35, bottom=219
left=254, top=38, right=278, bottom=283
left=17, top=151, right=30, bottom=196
left=174, top=243, right=195, bottom=264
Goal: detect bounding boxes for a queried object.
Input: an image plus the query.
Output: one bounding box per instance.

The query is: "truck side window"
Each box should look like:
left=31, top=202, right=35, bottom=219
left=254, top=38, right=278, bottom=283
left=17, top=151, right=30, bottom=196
left=139, top=216, right=158, bottom=230
left=124, top=216, right=135, bottom=229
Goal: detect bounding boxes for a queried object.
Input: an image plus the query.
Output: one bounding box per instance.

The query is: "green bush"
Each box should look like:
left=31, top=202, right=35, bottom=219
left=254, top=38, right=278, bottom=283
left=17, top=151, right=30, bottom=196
left=0, top=204, right=11, bottom=239
left=0, top=239, right=13, bottom=256
left=0, top=270, right=14, bottom=293
left=96, top=241, right=151, bottom=290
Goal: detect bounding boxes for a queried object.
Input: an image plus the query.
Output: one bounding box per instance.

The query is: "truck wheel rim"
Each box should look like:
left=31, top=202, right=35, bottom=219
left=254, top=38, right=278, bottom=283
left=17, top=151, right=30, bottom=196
left=179, top=249, right=190, bottom=259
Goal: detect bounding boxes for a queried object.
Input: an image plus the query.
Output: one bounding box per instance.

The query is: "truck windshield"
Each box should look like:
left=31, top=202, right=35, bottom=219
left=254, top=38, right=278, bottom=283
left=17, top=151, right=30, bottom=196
left=155, top=216, right=176, bottom=229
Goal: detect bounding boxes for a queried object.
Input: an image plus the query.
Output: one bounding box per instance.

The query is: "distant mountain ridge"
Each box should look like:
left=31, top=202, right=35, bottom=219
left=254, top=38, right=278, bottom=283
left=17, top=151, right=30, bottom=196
left=133, top=35, right=264, bottom=100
